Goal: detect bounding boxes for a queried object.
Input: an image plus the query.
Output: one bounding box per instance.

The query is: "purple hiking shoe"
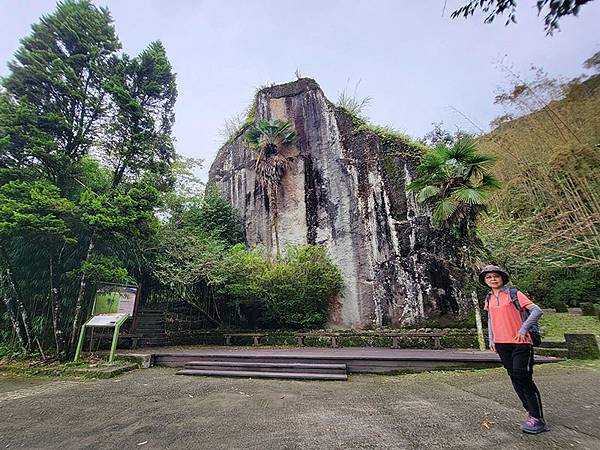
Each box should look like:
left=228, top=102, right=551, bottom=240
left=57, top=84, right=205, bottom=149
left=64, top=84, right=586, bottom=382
left=521, top=416, right=547, bottom=434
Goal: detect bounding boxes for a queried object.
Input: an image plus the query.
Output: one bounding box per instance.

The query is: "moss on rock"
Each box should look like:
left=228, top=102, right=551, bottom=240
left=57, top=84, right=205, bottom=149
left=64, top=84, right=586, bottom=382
left=565, top=333, right=600, bottom=359
left=580, top=302, right=596, bottom=316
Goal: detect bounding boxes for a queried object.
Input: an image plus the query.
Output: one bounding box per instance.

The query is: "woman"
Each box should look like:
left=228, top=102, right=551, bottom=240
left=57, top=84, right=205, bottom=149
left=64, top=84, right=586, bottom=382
left=480, top=264, right=546, bottom=434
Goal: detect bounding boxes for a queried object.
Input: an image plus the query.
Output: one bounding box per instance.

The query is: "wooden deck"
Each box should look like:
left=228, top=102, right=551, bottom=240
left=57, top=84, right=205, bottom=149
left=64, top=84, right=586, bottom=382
left=121, top=346, right=560, bottom=374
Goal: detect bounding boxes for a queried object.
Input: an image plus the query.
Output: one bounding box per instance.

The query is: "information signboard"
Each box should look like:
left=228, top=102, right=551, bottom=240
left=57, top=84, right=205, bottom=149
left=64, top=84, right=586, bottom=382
left=86, top=313, right=129, bottom=327
left=74, top=284, right=139, bottom=364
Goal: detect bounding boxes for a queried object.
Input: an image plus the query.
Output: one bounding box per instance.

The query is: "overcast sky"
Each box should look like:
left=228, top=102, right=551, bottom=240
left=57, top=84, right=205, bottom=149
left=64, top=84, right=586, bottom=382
left=1, top=1, right=599, bottom=180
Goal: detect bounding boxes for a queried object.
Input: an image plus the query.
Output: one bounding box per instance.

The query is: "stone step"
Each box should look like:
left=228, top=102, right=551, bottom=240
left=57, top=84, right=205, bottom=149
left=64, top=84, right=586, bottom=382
left=138, top=307, right=166, bottom=313
left=138, top=338, right=168, bottom=346
left=535, top=347, right=569, bottom=358
left=136, top=337, right=167, bottom=342
left=176, top=369, right=348, bottom=381
left=184, top=361, right=347, bottom=374
left=540, top=340, right=567, bottom=349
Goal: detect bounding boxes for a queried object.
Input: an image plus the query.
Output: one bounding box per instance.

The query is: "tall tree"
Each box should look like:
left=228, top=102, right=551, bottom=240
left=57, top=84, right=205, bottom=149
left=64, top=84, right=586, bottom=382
left=103, top=41, right=177, bottom=188
left=407, top=139, right=500, bottom=351
left=69, top=41, right=177, bottom=353
left=2, top=0, right=120, bottom=179
left=0, top=0, right=121, bottom=359
left=244, top=119, right=296, bottom=255
left=0, top=1, right=178, bottom=359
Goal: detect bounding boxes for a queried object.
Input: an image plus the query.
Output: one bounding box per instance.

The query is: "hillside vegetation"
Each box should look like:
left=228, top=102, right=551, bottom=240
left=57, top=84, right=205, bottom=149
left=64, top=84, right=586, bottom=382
left=476, top=65, right=600, bottom=306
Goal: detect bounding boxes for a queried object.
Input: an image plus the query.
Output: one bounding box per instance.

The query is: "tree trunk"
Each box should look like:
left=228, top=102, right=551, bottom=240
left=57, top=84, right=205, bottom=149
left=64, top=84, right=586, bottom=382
left=1, top=277, right=27, bottom=350
left=271, top=184, right=280, bottom=258
left=471, top=290, right=486, bottom=351
left=0, top=245, right=33, bottom=351
left=461, top=244, right=486, bottom=351
left=49, top=253, right=67, bottom=361
left=69, top=235, right=95, bottom=354
left=15, top=296, right=34, bottom=351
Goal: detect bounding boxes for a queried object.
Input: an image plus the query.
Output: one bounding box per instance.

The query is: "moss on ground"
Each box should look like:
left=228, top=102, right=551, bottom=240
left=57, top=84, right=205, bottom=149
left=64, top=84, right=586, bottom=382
left=0, top=355, right=136, bottom=380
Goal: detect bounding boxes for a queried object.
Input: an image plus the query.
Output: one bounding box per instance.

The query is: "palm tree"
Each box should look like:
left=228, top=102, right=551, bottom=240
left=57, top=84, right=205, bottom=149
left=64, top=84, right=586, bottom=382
left=244, top=119, right=297, bottom=256
left=407, top=138, right=500, bottom=351
left=407, top=138, right=500, bottom=238
left=244, top=119, right=297, bottom=170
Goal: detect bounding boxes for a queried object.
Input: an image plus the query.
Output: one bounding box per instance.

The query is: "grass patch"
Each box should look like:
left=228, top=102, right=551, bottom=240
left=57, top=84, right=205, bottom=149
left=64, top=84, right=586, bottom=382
left=381, top=358, right=600, bottom=383
left=555, top=359, right=600, bottom=370
left=540, top=311, right=600, bottom=340
left=336, top=105, right=428, bottom=156
left=224, top=101, right=256, bottom=145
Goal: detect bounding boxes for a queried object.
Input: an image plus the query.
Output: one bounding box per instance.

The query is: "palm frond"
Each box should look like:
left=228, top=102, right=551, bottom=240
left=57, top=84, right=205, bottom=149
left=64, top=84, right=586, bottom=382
left=416, top=146, right=446, bottom=175
left=406, top=178, right=428, bottom=192
left=451, top=186, right=486, bottom=205
left=466, top=153, right=497, bottom=178
left=446, top=138, right=477, bottom=160
left=244, top=119, right=297, bottom=155
left=480, top=173, right=502, bottom=190
left=416, top=185, right=440, bottom=203
left=432, top=198, right=457, bottom=226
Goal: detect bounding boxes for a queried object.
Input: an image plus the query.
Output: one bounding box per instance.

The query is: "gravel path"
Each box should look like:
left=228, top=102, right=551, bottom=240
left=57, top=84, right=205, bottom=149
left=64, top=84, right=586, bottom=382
left=1, top=364, right=598, bottom=449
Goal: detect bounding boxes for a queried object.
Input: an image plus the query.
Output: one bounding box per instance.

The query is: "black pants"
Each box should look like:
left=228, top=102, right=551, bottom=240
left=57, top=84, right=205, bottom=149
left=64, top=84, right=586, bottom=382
left=496, top=343, right=544, bottom=419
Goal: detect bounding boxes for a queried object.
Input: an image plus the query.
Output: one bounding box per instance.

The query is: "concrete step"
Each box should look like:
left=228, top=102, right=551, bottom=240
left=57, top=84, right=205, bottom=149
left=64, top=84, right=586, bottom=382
left=184, top=361, right=347, bottom=374
left=176, top=369, right=348, bottom=381
left=535, top=347, right=568, bottom=358
left=540, top=340, right=567, bottom=349
left=138, top=338, right=168, bottom=347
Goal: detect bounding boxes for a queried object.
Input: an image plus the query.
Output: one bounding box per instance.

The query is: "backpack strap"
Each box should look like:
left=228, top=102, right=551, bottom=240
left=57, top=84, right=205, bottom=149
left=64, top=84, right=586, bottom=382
left=485, top=292, right=491, bottom=308
left=509, top=287, right=521, bottom=311
left=509, top=287, right=531, bottom=323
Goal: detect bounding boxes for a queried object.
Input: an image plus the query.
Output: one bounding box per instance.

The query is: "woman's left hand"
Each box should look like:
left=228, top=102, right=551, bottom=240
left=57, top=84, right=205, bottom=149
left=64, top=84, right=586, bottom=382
left=514, top=332, right=529, bottom=343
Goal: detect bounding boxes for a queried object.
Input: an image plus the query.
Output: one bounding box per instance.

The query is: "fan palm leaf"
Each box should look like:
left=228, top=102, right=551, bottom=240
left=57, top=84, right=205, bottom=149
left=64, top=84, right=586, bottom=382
left=244, top=119, right=297, bottom=169
left=432, top=198, right=458, bottom=225
left=410, top=137, right=500, bottom=234
left=479, top=173, right=501, bottom=190
left=416, top=185, right=441, bottom=203
left=451, top=185, right=486, bottom=205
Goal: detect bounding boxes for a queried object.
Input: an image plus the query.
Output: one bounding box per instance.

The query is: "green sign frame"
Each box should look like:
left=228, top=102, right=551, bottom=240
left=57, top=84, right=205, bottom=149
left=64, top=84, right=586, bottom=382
left=73, top=283, right=139, bottom=364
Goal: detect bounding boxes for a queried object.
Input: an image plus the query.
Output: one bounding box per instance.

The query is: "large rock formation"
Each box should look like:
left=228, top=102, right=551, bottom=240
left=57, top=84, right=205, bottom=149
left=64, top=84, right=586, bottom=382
left=208, top=78, right=471, bottom=328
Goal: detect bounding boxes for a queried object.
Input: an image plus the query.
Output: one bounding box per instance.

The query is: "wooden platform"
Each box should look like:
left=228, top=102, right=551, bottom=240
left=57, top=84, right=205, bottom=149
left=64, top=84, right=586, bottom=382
left=128, top=346, right=560, bottom=375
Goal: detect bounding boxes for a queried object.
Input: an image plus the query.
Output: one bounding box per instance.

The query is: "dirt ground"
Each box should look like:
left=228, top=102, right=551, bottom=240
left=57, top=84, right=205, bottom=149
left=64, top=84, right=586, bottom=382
left=1, top=363, right=599, bottom=450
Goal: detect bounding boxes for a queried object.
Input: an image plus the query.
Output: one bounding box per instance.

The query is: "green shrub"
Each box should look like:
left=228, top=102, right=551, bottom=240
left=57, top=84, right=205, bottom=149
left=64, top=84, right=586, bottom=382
left=554, top=302, right=568, bottom=313
left=261, top=245, right=343, bottom=328
left=218, top=244, right=343, bottom=329
left=516, top=266, right=600, bottom=308
left=564, top=333, right=600, bottom=359
left=581, top=302, right=596, bottom=316
left=183, top=185, right=244, bottom=245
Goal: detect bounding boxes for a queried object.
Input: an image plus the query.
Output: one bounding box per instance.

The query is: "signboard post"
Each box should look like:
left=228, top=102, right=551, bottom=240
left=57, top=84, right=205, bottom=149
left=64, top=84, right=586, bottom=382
left=74, top=284, right=139, bottom=364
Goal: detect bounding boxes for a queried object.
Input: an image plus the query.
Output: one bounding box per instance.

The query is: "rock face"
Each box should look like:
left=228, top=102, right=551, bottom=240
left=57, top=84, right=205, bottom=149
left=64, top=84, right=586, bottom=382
left=208, top=79, right=470, bottom=328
